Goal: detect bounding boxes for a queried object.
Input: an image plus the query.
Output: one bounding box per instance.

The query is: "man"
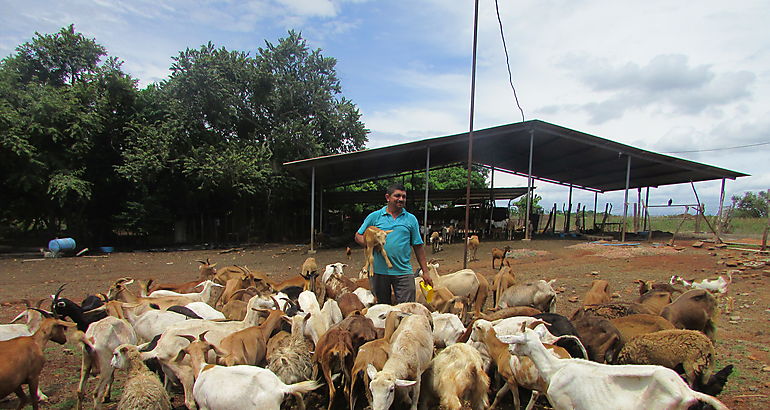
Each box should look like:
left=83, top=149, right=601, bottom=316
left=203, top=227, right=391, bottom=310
left=355, top=183, right=433, bottom=304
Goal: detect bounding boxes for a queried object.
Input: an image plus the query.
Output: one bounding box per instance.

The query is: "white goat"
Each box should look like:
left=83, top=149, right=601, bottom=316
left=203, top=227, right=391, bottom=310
left=366, top=314, right=433, bottom=410
left=179, top=334, right=321, bottom=410
left=499, top=328, right=728, bottom=410
left=430, top=312, right=465, bottom=348
left=74, top=316, right=138, bottom=410
left=353, top=287, right=376, bottom=307
left=147, top=280, right=224, bottom=305
left=420, top=342, right=489, bottom=410
left=497, top=279, right=557, bottom=312
left=670, top=274, right=731, bottom=294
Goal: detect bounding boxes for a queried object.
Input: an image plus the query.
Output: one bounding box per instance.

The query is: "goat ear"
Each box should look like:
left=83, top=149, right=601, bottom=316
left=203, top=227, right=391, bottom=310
left=497, top=334, right=525, bottom=344
left=395, top=379, right=417, bottom=387
left=174, top=350, right=187, bottom=362
left=366, top=364, right=378, bottom=381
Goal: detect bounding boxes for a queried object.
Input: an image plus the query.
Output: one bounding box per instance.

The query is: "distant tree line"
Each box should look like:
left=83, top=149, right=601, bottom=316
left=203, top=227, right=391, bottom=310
left=0, top=25, right=485, bottom=247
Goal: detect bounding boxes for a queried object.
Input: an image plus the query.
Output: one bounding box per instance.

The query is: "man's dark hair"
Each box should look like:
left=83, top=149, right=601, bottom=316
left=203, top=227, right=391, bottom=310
left=387, top=183, right=406, bottom=196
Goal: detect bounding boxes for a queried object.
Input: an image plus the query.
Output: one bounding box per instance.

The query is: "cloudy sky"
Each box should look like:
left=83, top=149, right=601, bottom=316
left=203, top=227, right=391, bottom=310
left=2, top=0, right=768, bottom=216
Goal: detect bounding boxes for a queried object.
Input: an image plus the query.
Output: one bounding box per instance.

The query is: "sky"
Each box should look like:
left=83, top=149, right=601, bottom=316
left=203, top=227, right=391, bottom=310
left=2, top=0, right=769, bottom=217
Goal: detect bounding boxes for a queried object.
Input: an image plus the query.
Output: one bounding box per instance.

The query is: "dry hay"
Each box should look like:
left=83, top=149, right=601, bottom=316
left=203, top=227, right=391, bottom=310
left=567, top=241, right=679, bottom=259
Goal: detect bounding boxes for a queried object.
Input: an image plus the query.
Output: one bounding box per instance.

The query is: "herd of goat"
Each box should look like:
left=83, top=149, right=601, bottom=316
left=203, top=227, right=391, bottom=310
left=0, top=247, right=736, bottom=410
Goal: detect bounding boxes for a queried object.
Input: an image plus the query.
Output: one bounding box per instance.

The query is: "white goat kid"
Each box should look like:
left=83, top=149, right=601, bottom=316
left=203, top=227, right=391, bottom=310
left=367, top=314, right=433, bottom=410
left=499, top=328, right=728, bottom=410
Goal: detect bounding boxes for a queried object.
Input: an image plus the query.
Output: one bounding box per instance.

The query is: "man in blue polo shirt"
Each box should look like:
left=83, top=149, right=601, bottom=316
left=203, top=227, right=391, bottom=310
left=355, top=183, right=433, bottom=304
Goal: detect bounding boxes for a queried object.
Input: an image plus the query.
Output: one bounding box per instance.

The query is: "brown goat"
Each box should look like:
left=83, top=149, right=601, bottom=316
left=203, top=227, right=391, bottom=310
left=214, top=308, right=287, bottom=366
left=636, top=291, right=673, bottom=315
left=611, top=314, right=676, bottom=341
left=362, top=226, right=393, bottom=274
left=583, top=280, right=611, bottom=307
left=0, top=316, right=74, bottom=409
left=338, top=293, right=366, bottom=318
left=313, top=327, right=355, bottom=410
left=466, top=235, right=480, bottom=262
left=661, top=289, right=718, bottom=342
left=349, top=339, right=391, bottom=410
left=492, top=263, right=516, bottom=308
left=491, top=246, right=511, bottom=269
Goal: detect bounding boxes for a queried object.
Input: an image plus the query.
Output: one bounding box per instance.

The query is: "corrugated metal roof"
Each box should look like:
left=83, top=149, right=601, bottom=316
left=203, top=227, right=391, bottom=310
left=323, top=187, right=530, bottom=205
left=283, top=120, right=747, bottom=192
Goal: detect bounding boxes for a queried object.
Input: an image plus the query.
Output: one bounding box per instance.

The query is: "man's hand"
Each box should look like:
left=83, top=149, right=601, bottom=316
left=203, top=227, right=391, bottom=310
left=422, top=273, right=434, bottom=287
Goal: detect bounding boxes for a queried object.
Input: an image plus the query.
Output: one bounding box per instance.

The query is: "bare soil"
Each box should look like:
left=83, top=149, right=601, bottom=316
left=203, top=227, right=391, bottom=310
left=1, top=237, right=768, bottom=409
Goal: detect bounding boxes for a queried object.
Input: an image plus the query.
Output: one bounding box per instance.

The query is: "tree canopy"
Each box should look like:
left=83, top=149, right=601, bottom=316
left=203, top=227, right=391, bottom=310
left=0, top=26, right=485, bottom=245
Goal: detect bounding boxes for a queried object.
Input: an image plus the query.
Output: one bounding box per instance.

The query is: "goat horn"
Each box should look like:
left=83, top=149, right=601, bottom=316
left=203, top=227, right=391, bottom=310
left=178, top=335, right=196, bottom=343
left=29, top=307, right=55, bottom=319
left=197, top=331, right=210, bottom=342
left=527, top=320, right=550, bottom=329
left=270, top=296, right=281, bottom=310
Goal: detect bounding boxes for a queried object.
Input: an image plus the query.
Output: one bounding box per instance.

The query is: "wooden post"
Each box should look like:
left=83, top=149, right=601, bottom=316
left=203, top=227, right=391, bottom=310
left=668, top=207, right=689, bottom=246
left=633, top=203, right=638, bottom=232
left=716, top=178, right=726, bottom=237
left=690, top=181, right=723, bottom=244
left=310, top=166, right=316, bottom=252
left=551, top=203, right=557, bottom=235
left=593, top=191, right=598, bottom=230
left=762, top=188, right=769, bottom=251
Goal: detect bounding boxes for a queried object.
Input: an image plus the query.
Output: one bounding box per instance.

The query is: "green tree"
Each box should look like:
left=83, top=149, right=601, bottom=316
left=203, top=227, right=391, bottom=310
left=0, top=25, right=138, bottom=241
left=731, top=191, right=769, bottom=218
left=510, top=194, right=543, bottom=215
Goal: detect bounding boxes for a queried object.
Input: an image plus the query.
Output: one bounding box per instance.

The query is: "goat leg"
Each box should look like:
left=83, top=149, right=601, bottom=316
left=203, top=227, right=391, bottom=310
left=379, top=247, right=393, bottom=269
left=14, top=385, right=29, bottom=410
left=76, top=348, right=93, bottom=410
left=524, top=390, right=540, bottom=410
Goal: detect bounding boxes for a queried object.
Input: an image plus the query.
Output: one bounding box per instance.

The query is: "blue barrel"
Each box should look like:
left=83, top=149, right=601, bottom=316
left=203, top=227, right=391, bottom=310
left=48, top=238, right=76, bottom=252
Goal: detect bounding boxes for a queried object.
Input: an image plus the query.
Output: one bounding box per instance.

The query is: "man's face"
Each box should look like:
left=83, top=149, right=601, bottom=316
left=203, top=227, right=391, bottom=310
left=386, top=189, right=407, bottom=210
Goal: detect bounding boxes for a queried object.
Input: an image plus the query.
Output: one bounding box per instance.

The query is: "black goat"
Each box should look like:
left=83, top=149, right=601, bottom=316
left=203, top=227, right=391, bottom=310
left=50, top=285, right=107, bottom=331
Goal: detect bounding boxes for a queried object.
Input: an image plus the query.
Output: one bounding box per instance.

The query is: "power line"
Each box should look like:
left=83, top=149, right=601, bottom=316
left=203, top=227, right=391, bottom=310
left=664, top=140, right=770, bottom=154
left=494, top=0, right=525, bottom=123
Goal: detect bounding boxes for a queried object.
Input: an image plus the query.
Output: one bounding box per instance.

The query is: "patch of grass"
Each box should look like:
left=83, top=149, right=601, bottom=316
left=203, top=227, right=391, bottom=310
left=52, top=397, right=76, bottom=409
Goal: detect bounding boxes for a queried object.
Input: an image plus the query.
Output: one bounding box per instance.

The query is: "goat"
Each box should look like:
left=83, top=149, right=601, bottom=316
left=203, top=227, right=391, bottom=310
left=430, top=231, right=443, bottom=253
left=430, top=312, right=465, bottom=348
left=498, top=279, right=557, bottom=312
left=1, top=299, right=46, bottom=341
left=338, top=292, right=366, bottom=318
left=474, top=306, right=542, bottom=321
left=420, top=342, right=489, bottom=410
left=466, top=235, right=480, bottom=262
left=491, top=245, right=510, bottom=269
left=213, top=308, right=286, bottom=366
left=670, top=273, right=731, bottom=294
left=362, top=226, right=393, bottom=274
left=421, top=262, right=485, bottom=315
left=492, top=262, right=516, bottom=308
left=635, top=279, right=682, bottom=296
left=300, top=257, right=319, bottom=292
left=583, top=279, right=611, bottom=306
left=110, top=344, right=171, bottom=410
left=313, top=327, right=355, bottom=410
left=0, top=315, right=73, bottom=409
left=500, top=327, right=727, bottom=410
left=366, top=314, right=433, bottom=410
left=636, top=291, right=673, bottom=315
left=147, top=259, right=218, bottom=294
left=74, top=315, right=138, bottom=410
left=350, top=338, right=390, bottom=410
left=611, top=314, right=675, bottom=341
left=661, top=289, right=718, bottom=342
left=178, top=332, right=321, bottom=410
left=571, top=308, right=625, bottom=364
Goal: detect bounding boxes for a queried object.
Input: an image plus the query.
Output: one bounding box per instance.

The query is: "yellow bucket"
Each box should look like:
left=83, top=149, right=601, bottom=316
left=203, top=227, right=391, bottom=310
left=419, top=281, right=434, bottom=303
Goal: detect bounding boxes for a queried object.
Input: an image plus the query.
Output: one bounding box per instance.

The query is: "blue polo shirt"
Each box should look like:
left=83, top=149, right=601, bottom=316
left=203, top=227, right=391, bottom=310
left=357, top=206, right=424, bottom=275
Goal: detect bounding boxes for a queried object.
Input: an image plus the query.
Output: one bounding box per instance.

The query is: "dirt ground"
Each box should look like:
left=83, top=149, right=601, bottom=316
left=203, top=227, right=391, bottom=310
left=1, top=236, right=768, bottom=409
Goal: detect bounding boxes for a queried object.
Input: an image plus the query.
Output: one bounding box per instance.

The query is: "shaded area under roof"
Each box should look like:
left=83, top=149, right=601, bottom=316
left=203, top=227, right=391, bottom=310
left=323, top=187, right=530, bottom=205
left=283, top=120, right=747, bottom=192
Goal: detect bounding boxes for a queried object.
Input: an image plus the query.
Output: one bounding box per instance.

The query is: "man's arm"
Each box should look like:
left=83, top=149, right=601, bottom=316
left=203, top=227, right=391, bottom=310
left=354, top=232, right=365, bottom=247
left=413, top=244, right=433, bottom=287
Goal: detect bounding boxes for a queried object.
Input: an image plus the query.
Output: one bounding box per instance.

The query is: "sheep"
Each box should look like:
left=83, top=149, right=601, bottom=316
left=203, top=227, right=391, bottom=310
left=583, top=279, right=611, bottom=306
left=615, top=329, right=716, bottom=387
left=575, top=301, right=656, bottom=320
left=499, top=327, right=728, bottom=410
left=610, top=314, right=675, bottom=341
left=419, top=342, right=489, bottom=410
left=267, top=315, right=313, bottom=384
left=362, top=226, right=393, bottom=274
left=366, top=314, right=433, bottom=410
left=492, top=262, right=516, bottom=308
left=661, top=289, right=718, bottom=342
left=491, top=245, right=510, bottom=269
left=178, top=333, right=322, bottom=410
left=110, top=344, right=171, bottom=410
left=497, top=279, right=557, bottom=312
left=74, top=315, right=138, bottom=410
left=0, top=315, right=73, bottom=409
left=466, top=234, right=480, bottom=262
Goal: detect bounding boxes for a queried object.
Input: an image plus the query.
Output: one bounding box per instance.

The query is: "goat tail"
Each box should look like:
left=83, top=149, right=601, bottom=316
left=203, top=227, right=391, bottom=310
left=285, top=380, right=322, bottom=396
left=690, top=391, right=728, bottom=410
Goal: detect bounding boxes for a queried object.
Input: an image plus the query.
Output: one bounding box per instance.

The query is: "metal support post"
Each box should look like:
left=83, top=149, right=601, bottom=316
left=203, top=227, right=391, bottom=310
left=423, top=147, right=431, bottom=243
left=621, top=155, right=631, bottom=242
left=524, top=129, right=534, bottom=240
